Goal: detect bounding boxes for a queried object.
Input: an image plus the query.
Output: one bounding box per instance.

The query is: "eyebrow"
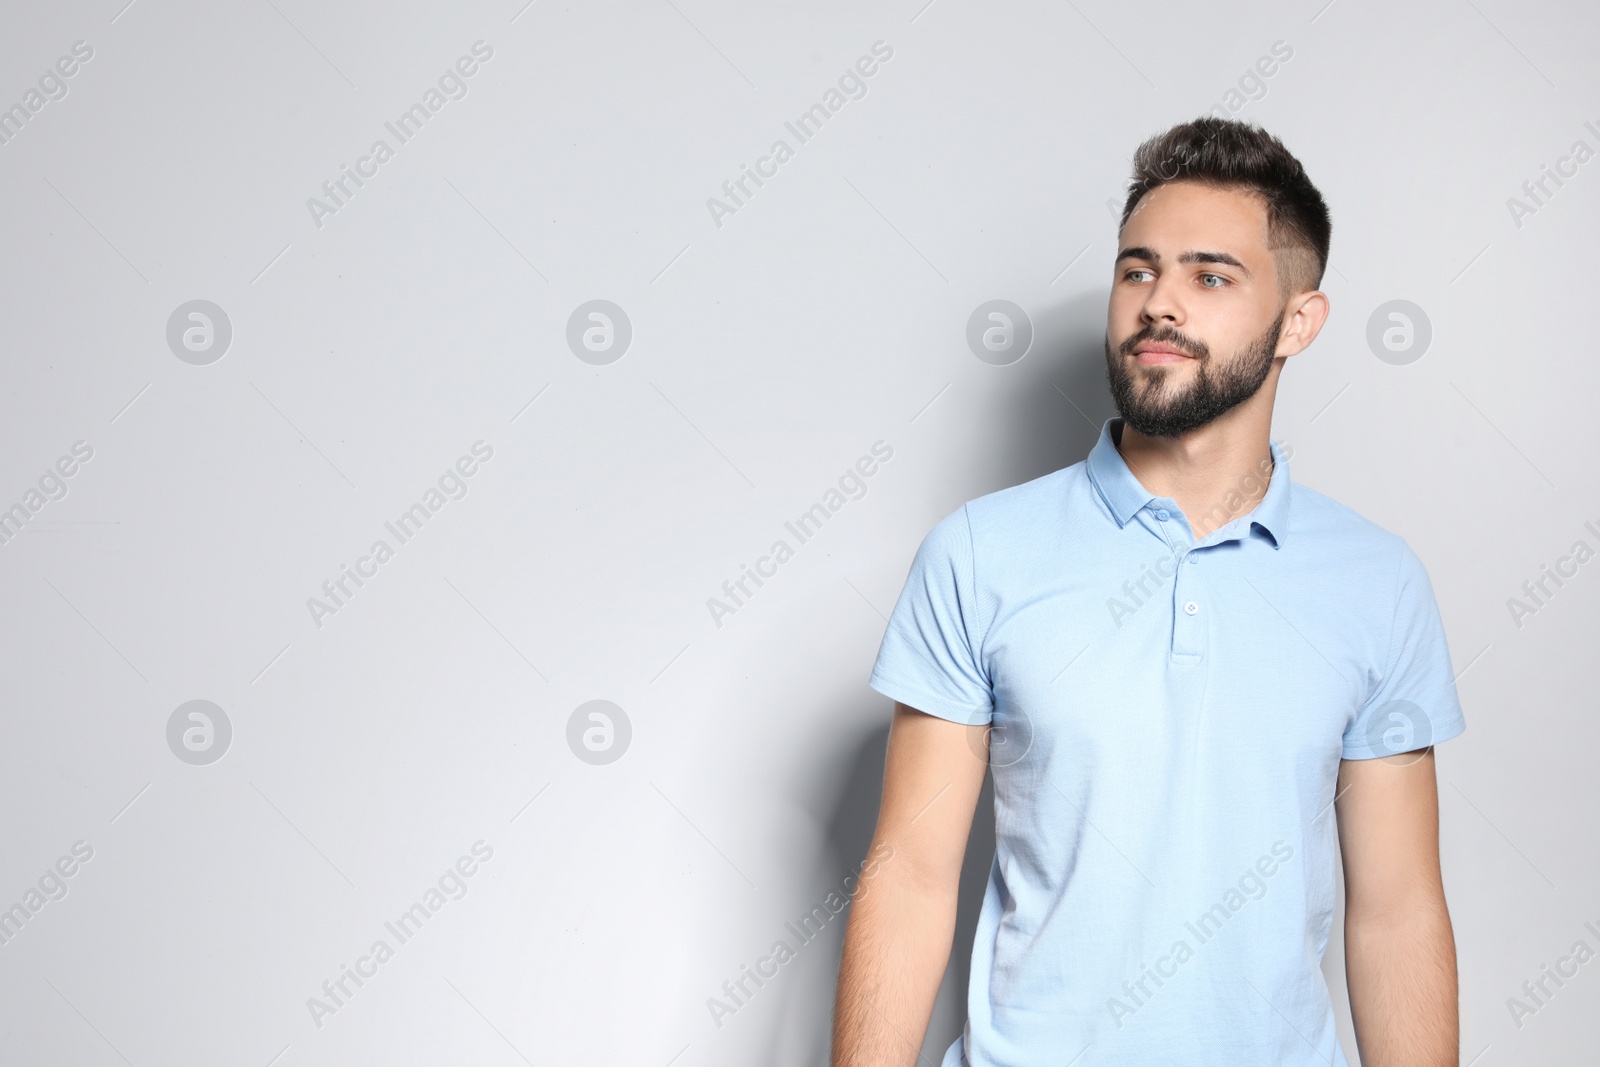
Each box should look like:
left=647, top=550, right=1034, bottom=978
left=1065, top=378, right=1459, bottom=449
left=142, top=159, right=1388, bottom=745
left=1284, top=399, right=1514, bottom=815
left=1114, top=246, right=1252, bottom=276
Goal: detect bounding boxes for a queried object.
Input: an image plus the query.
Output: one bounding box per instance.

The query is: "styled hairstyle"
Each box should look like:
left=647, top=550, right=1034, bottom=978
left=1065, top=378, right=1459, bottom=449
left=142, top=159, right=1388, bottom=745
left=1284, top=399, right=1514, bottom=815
left=1119, top=117, right=1331, bottom=297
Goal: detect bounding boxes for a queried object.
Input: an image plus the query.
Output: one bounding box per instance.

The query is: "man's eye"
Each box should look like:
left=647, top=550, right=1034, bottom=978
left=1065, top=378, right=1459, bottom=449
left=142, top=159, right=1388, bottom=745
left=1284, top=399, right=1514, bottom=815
left=1199, top=273, right=1228, bottom=288
left=1125, top=269, right=1153, bottom=283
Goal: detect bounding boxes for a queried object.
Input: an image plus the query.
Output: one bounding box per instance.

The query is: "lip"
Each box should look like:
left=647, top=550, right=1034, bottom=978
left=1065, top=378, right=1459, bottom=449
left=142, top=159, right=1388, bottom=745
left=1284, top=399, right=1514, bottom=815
left=1132, top=343, right=1193, bottom=364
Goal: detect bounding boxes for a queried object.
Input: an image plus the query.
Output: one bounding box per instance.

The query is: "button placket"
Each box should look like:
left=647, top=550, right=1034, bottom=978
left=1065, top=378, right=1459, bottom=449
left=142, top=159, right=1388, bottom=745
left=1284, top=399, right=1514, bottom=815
left=1171, top=534, right=1204, bottom=660
left=1140, top=500, right=1204, bottom=661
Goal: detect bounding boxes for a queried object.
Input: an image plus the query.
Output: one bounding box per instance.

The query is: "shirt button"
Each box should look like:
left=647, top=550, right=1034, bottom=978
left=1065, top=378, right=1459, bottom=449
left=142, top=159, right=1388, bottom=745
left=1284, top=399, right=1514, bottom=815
left=1187, top=555, right=1198, bottom=564
left=1184, top=601, right=1199, bottom=615
left=1155, top=508, right=1170, bottom=521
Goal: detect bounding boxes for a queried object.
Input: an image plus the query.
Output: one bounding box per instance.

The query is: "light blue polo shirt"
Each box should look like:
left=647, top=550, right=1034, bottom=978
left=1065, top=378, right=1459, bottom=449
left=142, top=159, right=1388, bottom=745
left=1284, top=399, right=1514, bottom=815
left=868, top=415, right=1466, bottom=1066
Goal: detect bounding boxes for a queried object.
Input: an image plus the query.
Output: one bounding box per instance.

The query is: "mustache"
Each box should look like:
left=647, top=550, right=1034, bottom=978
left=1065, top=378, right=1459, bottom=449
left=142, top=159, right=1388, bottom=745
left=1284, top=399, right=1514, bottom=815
left=1118, top=325, right=1209, bottom=360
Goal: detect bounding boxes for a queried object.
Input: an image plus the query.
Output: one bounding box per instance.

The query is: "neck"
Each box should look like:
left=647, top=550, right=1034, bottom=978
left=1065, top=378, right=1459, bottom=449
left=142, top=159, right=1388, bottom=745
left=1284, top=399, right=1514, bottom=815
left=1112, top=399, right=1277, bottom=541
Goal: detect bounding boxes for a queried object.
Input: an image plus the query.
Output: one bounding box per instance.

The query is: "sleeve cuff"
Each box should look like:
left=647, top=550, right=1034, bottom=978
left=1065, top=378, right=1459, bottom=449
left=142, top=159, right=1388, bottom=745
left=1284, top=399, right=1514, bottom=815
left=868, top=673, right=993, bottom=726
left=1341, top=711, right=1466, bottom=760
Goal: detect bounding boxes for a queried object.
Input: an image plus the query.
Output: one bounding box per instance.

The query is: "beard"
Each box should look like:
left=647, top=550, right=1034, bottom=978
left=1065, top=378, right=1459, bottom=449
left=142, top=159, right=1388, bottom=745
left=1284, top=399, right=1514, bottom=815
left=1104, top=310, right=1284, bottom=439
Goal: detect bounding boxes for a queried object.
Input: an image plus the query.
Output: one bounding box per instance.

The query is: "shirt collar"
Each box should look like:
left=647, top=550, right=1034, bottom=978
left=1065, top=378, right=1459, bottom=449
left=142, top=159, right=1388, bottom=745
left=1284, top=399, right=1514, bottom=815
left=1085, top=416, right=1291, bottom=549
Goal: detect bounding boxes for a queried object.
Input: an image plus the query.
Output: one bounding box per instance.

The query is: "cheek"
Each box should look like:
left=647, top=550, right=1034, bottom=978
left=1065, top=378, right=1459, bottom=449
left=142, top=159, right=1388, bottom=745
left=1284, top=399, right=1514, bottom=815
left=1107, top=289, right=1144, bottom=331
left=1233, top=300, right=1285, bottom=347
left=1188, top=296, right=1268, bottom=346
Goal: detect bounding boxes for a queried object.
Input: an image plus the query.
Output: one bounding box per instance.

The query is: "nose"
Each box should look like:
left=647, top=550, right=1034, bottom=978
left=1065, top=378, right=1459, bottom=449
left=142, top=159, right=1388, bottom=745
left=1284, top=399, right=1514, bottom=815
left=1140, top=273, right=1185, bottom=327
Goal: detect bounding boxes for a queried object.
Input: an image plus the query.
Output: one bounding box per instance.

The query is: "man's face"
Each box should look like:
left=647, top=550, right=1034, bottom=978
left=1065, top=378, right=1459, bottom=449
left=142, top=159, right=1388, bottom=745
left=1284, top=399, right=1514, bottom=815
left=1105, top=181, right=1288, bottom=439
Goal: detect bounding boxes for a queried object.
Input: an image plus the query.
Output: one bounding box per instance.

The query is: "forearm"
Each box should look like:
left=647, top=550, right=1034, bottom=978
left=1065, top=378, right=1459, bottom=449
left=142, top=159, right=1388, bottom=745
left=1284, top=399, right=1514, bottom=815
left=1345, top=898, right=1458, bottom=1066
left=830, top=862, right=958, bottom=1067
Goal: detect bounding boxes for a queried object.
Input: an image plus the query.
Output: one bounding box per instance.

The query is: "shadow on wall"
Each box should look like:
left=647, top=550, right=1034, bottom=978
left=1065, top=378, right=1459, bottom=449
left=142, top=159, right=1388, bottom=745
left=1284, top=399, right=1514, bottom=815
left=801, top=287, right=1118, bottom=1062
left=993, top=288, right=1121, bottom=486
left=821, top=722, right=997, bottom=1063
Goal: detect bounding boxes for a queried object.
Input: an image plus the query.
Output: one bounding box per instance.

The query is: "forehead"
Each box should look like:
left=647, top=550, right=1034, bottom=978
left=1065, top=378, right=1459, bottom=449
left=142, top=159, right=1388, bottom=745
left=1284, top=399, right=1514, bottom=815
left=1121, top=181, right=1271, bottom=255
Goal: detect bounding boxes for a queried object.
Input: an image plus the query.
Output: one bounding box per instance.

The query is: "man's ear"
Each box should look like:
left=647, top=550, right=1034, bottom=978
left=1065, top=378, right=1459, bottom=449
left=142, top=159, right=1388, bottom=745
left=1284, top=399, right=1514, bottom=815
left=1276, top=289, right=1329, bottom=359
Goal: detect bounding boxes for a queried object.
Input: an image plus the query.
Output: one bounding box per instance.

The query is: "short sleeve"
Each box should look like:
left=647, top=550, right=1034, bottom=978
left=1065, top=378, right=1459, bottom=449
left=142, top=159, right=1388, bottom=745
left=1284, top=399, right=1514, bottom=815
left=1342, top=542, right=1466, bottom=759
left=868, top=505, right=994, bottom=725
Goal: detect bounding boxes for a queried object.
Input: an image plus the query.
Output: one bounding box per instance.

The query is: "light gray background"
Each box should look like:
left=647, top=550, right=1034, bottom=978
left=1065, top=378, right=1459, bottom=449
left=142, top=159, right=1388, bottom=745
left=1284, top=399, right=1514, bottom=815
left=1, top=0, right=1595, bottom=1064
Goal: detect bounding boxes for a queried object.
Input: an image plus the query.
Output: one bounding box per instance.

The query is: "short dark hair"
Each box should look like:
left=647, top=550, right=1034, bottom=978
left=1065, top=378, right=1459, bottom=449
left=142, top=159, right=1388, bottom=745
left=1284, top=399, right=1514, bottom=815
left=1119, top=117, right=1331, bottom=297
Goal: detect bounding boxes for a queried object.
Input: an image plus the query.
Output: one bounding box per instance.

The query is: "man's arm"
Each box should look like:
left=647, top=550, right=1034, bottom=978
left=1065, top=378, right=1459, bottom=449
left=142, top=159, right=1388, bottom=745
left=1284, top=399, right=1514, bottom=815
left=1335, top=747, right=1458, bottom=1066
left=831, top=702, right=989, bottom=1067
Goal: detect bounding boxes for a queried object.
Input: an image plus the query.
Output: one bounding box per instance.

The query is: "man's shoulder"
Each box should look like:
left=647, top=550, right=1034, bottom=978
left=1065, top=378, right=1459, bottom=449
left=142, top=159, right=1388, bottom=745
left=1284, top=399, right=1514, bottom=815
left=907, top=464, right=1085, bottom=567
left=960, top=461, right=1088, bottom=537
left=1286, top=479, right=1410, bottom=556
left=1284, top=481, right=1442, bottom=604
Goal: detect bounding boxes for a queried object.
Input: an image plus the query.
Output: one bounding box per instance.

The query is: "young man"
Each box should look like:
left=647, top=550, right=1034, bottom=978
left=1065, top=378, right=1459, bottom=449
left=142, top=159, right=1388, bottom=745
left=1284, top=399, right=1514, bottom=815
left=832, top=118, right=1464, bottom=1066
